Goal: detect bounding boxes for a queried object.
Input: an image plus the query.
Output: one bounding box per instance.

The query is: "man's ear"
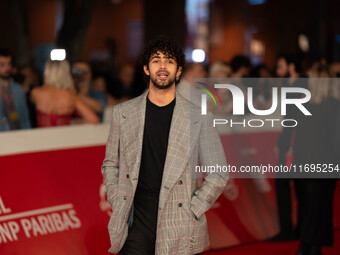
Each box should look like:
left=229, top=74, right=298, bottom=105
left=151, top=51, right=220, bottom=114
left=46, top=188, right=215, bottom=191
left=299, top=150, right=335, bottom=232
left=176, top=66, right=182, bottom=77
left=143, top=65, right=150, bottom=76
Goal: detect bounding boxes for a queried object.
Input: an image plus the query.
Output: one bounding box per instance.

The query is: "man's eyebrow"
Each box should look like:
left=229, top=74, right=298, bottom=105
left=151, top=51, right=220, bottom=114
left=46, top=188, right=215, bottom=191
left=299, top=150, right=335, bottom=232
left=150, top=55, right=175, bottom=60
left=164, top=55, right=175, bottom=60
left=150, top=55, right=161, bottom=60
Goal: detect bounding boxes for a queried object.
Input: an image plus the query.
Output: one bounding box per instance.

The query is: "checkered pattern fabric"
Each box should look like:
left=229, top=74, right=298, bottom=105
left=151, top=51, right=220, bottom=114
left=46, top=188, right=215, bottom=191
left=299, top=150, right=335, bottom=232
left=101, top=90, right=228, bottom=254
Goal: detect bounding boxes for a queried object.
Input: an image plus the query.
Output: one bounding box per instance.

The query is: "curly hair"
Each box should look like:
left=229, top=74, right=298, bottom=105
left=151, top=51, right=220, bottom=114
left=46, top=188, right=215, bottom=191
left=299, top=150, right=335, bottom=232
left=140, top=35, right=185, bottom=85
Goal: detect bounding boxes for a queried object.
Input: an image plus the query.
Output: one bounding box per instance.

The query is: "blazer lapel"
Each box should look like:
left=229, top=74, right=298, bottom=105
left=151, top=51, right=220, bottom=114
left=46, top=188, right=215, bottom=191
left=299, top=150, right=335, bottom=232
left=158, top=93, right=201, bottom=210
left=121, top=90, right=148, bottom=192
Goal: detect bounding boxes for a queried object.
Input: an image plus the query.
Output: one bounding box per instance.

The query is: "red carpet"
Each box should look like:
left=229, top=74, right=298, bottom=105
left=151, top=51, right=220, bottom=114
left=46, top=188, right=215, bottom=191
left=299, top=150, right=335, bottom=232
left=204, top=228, right=340, bottom=255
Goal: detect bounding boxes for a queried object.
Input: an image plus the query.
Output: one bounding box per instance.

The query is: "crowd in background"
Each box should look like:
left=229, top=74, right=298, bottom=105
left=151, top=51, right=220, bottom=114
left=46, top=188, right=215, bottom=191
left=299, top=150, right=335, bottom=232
left=1, top=48, right=340, bottom=130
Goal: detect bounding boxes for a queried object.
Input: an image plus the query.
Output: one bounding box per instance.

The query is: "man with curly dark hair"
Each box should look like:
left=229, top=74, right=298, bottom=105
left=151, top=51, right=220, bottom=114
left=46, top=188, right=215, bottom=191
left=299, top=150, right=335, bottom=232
left=102, top=35, right=228, bottom=255
left=140, top=35, right=185, bottom=87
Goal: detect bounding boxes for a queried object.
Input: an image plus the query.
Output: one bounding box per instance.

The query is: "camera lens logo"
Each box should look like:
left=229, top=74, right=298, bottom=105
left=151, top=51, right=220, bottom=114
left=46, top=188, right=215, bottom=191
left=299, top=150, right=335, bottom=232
left=196, top=82, right=223, bottom=114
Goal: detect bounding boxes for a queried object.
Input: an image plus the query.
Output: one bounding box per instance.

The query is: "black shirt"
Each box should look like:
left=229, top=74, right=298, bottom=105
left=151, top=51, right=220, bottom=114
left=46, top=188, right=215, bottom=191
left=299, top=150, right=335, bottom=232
left=122, top=96, right=175, bottom=253
left=138, top=96, right=175, bottom=194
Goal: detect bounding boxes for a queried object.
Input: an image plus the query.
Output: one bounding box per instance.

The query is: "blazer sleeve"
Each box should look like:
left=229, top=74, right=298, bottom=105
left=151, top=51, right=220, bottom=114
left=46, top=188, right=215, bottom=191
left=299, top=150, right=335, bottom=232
left=190, top=112, right=228, bottom=220
left=101, top=105, right=121, bottom=207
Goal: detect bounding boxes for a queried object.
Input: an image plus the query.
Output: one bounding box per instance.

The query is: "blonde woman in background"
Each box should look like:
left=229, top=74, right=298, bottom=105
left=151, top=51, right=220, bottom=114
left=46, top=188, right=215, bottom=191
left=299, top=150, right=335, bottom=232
left=30, top=60, right=99, bottom=127
left=208, top=61, right=234, bottom=115
left=208, top=61, right=232, bottom=78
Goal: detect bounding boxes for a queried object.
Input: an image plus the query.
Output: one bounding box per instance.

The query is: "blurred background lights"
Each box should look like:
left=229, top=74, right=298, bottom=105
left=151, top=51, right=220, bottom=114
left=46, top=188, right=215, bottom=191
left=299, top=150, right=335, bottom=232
left=192, top=49, right=206, bottom=63
left=50, top=49, right=66, bottom=61
left=298, top=34, right=309, bottom=52
left=250, top=39, right=265, bottom=56
left=248, top=0, right=266, bottom=5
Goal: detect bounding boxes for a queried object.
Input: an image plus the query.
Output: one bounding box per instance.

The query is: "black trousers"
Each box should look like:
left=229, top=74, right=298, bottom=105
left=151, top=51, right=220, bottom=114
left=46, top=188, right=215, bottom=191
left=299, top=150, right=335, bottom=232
left=299, top=179, right=336, bottom=246
left=119, top=222, right=155, bottom=255
left=275, top=178, right=305, bottom=235
left=119, top=223, right=200, bottom=255
left=275, top=151, right=305, bottom=236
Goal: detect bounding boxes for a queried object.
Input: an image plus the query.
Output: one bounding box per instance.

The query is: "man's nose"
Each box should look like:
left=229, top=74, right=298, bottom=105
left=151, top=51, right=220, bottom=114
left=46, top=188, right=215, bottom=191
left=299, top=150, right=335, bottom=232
left=159, top=60, right=166, bottom=69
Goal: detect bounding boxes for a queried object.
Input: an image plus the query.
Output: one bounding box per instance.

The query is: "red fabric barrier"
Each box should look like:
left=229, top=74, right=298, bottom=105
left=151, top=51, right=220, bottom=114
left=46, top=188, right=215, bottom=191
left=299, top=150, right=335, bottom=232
left=0, top=146, right=110, bottom=255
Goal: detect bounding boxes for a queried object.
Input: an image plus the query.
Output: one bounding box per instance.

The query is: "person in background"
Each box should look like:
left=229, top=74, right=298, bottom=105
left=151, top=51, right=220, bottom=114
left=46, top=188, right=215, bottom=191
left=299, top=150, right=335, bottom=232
left=332, top=61, right=340, bottom=155
left=0, top=49, right=30, bottom=131
left=209, top=61, right=232, bottom=78
left=250, top=63, right=271, bottom=78
left=209, top=56, right=250, bottom=116
left=250, top=64, right=273, bottom=111
left=276, top=54, right=300, bottom=78
left=72, top=61, right=107, bottom=121
left=14, top=65, right=42, bottom=128
left=92, top=74, right=108, bottom=94
left=293, top=64, right=339, bottom=255
left=207, top=61, right=233, bottom=115
left=330, top=61, right=340, bottom=77
left=301, top=56, right=321, bottom=78
left=270, top=54, right=303, bottom=242
left=335, top=84, right=340, bottom=160
left=230, top=55, right=251, bottom=78
left=176, top=62, right=207, bottom=106
left=107, top=63, right=136, bottom=105
left=30, top=60, right=99, bottom=127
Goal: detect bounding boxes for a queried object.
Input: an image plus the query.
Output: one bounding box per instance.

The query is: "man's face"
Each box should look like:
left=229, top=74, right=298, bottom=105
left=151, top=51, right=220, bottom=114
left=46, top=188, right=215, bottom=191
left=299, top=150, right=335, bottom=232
left=144, top=51, right=182, bottom=90
left=0, top=56, right=12, bottom=80
left=72, top=62, right=92, bottom=82
left=192, top=64, right=207, bottom=79
left=72, top=62, right=92, bottom=94
left=216, top=65, right=232, bottom=78
left=240, top=66, right=250, bottom=78
left=119, top=65, right=134, bottom=86
left=276, top=57, right=288, bottom=77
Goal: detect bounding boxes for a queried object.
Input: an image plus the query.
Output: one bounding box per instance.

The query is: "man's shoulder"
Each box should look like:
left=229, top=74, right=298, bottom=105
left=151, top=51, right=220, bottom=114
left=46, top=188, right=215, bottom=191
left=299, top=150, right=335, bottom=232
left=113, top=91, right=146, bottom=111
left=176, top=93, right=215, bottom=128
left=10, top=79, right=25, bottom=96
left=176, top=79, right=190, bottom=89
left=89, top=88, right=106, bottom=98
left=176, top=91, right=201, bottom=114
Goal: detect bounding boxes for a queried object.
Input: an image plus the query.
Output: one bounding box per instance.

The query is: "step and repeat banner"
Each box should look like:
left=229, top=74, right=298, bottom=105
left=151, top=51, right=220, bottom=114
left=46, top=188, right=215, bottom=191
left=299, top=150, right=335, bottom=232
left=1, top=123, right=339, bottom=254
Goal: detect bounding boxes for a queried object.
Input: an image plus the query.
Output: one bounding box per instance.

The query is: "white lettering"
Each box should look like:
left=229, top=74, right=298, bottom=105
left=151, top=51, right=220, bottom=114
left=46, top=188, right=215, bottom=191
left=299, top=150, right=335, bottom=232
left=0, top=196, right=11, bottom=214
left=248, top=87, right=278, bottom=115
left=281, top=87, right=312, bottom=115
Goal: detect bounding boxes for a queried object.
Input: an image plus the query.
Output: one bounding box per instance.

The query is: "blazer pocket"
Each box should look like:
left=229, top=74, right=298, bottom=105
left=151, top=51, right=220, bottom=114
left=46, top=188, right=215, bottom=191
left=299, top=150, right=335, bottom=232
left=189, top=206, right=199, bottom=222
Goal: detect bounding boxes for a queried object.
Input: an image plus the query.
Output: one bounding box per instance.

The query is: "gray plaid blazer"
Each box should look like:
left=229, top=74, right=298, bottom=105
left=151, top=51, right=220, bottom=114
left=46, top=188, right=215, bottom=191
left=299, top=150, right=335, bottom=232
left=101, top=90, right=228, bottom=254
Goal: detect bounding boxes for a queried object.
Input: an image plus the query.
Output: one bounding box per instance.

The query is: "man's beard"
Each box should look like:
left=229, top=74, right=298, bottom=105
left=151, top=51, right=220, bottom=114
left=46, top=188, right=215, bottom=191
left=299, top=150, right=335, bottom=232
left=150, top=72, right=175, bottom=90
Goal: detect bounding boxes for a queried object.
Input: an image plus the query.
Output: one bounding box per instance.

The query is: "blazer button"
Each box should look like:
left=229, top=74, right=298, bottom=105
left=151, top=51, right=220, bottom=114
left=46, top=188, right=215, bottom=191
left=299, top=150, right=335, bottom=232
left=123, top=196, right=127, bottom=200
left=126, top=174, right=130, bottom=178
left=178, top=203, right=183, bottom=207
left=178, top=180, right=183, bottom=185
